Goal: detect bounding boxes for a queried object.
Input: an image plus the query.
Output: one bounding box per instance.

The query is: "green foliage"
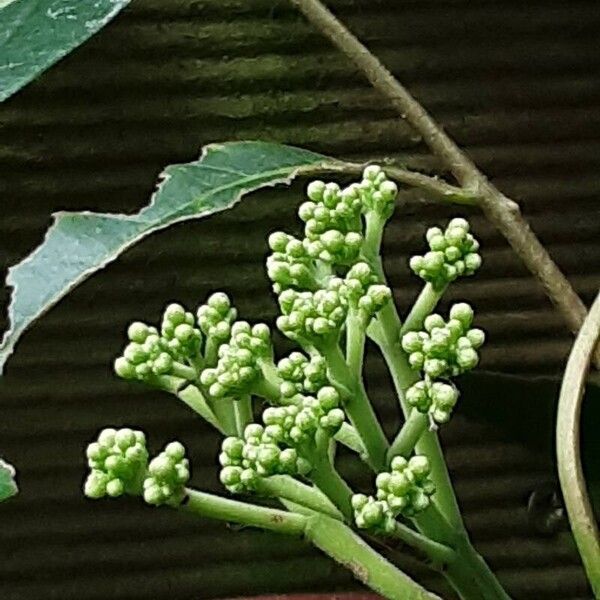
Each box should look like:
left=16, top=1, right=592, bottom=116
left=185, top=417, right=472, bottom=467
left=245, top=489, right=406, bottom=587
left=0, top=142, right=327, bottom=375
left=0, top=458, right=18, bottom=502
left=0, top=0, right=130, bottom=103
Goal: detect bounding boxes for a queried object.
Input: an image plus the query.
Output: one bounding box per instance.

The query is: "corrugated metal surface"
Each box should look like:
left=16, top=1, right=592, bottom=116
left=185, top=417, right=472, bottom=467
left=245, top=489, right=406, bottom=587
left=0, top=1, right=598, bottom=598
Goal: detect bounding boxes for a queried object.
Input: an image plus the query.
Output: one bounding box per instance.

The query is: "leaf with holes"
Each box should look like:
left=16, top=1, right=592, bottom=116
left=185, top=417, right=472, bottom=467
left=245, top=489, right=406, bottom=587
left=1, top=0, right=130, bottom=102
left=0, top=141, right=329, bottom=373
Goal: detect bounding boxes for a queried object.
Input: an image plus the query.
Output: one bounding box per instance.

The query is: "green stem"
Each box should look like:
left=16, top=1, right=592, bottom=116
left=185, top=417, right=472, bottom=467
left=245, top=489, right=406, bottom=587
left=177, top=385, right=224, bottom=434
left=346, top=311, right=366, bottom=377
left=388, top=409, right=428, bottom=460
left=416, top=506, right=510, bottom=600
left=233, top=395, right=253, bottom=436
left=253, top=376, right=282, bottom=404
left=171, top=361, right=198, bottom=381
left=305, top=514, right=440, bottom=600
left=211, top=398, right=238, bottom=437
left=334, top=422, right=367, bottom=456
left=322, top=343, right=389, bottom=471
left=378, top=334, right=463, bottom=531
left=390, top=521, right=456, bottom=570
left=375, top=336, right=509, bottom=599
left=181, top=490, right=439, bottom=598
left=254, top=475, right=343, bottom=520
left=309, top=451, right=355, bottom=521
left=181, top=488, right=307, bottom=535
left=400, top=283, right=446, bottom=335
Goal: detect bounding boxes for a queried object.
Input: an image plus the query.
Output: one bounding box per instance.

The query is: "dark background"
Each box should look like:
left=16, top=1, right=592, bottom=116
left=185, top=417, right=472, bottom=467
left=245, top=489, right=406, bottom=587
left=1, top=1, right=599, bottom=598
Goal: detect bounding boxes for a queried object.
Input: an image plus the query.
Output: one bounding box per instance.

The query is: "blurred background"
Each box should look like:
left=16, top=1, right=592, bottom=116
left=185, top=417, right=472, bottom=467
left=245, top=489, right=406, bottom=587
left=0, top=1, right=599, bottom=598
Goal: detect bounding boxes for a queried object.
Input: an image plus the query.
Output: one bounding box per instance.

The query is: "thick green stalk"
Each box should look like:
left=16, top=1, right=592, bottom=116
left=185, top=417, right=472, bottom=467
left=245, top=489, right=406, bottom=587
left=334, top=422, right=367, bottom=456
left=346, top=311, right=366, bottom=377
left=255, top=475, right=343, bottom=520
left=321, top=343, right=389, bottom=471
left=388, top=408, right=428, bottom=460
left=308, top=450, right=355, bottom=520
left=374, top=311, right=510, bottom=599
left=254, top=376, right=282, bottom=404
left=390, top=521, right=455, bottom=570
left=182, top=490, right=439, bottom=599
left=401, top=283, right=446, bottom=335
left=210, top=398, right=238, bottom=437
left=378, top=333, right=463, bottom=532
left=177, top=384, right=224, bottom=433
left=181, top=488, right=307, bottom=535
left=233, top=395, right=253, bottom=436
left=374, top=283, right=463, bottom=532
left=305, top=514, right=441, bottom=600
left=416, top=506, right=510, bottom=600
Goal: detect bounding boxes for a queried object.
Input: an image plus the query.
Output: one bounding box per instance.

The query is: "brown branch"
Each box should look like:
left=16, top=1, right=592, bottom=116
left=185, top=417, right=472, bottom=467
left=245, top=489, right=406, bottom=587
left=556, top=290, right=600, bottom=595
left=290, top=0, right=599, bottom=365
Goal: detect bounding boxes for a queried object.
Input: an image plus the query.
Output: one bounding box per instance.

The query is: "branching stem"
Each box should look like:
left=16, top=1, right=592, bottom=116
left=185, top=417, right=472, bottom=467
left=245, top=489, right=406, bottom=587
left=290, top=0, right=600, bottom=367
left=322, top=342, right=389, bottom=471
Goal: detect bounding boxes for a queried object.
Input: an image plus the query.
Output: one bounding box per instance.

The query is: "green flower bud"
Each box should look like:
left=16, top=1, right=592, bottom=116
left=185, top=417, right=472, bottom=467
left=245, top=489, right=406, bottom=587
left=84, top=427, right=149, bottom=500
left=143, top=441, right=190, bottom=507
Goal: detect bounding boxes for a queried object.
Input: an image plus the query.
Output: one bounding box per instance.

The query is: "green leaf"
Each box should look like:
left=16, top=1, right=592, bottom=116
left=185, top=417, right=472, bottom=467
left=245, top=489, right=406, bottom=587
left=0, top=141, right=328, bottom=373
left=0, top=0, right=130, bottom=102
left=0, top=458, right=18, bottom=502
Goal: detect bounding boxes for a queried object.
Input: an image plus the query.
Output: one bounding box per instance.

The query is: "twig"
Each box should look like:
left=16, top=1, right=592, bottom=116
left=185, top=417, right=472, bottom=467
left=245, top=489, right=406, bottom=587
left=307, top=160, right=479, bottom=206
left=556, top=290, right=600, bottom=597
left=290, top=0, right=599, bottom=366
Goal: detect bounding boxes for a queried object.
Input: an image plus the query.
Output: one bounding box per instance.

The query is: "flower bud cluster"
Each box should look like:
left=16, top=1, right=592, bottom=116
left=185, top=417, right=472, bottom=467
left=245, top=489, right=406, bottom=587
left=352, top=455, right=435, bottom=532
left=276, top=279, right=348, bottom=346
left=219, top=423, right=311, bottom=494
left=410, top=218, right=481, bottom=289
left=84, top=428, right=148, bottom=499
left=266, top=166, right=398, bottom=295
left=405, top=379, right=459, bottom=424
left=114, top=303, right=201, bottom=384
left=277, top=351, right=328, bottom=400
left=266, top=232, right=320, bottom=294
left=200, top=321, right=273, bottom=399
left=357, top=165, right=398, bottom=219
left=143, top=441, right=190, bottom=506
left=401, top=303, right=484, bottom=378
left=276, top=265, right=391, bottom=348
left=196, top=292, right=238, bottom=349
left=344, top=262, right=392, bottom=324
left=115, top=293, right=239, bottom=389
left=300, top=180, right=364, bottom=265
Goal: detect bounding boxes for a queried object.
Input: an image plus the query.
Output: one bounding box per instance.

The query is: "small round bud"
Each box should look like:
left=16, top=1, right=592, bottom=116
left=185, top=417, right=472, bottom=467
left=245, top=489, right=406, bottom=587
left=114, top=357, right=136, bottom=379
left=449, top=303, right=474, bottom=328
left=307, top=180, right=326, bottom=202
left=127, top=322, right=149, bottom=343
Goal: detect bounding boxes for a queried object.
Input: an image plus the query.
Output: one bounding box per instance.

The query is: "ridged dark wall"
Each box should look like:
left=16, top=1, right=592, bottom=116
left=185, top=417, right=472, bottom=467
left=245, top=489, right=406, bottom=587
left=0, top=1, right=598, bottom=599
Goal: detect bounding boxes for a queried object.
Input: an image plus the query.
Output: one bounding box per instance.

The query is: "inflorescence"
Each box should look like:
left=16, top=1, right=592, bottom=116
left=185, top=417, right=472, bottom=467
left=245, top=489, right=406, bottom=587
left=410, top=218, right=481, bottom=290
left=84, top=428, right=190, bottom=507
left=353, top=455, right=435, bottom=533
left=86, top=165, right=486, bottom=559
left=219, top=349, right=347, bottom=495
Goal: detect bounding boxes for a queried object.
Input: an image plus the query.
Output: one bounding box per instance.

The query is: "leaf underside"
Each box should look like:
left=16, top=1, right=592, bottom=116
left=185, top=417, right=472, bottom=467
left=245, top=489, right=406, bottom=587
left=0, top=141, right=328, bottom=374
left=0, top=0, right=130, bottom=102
